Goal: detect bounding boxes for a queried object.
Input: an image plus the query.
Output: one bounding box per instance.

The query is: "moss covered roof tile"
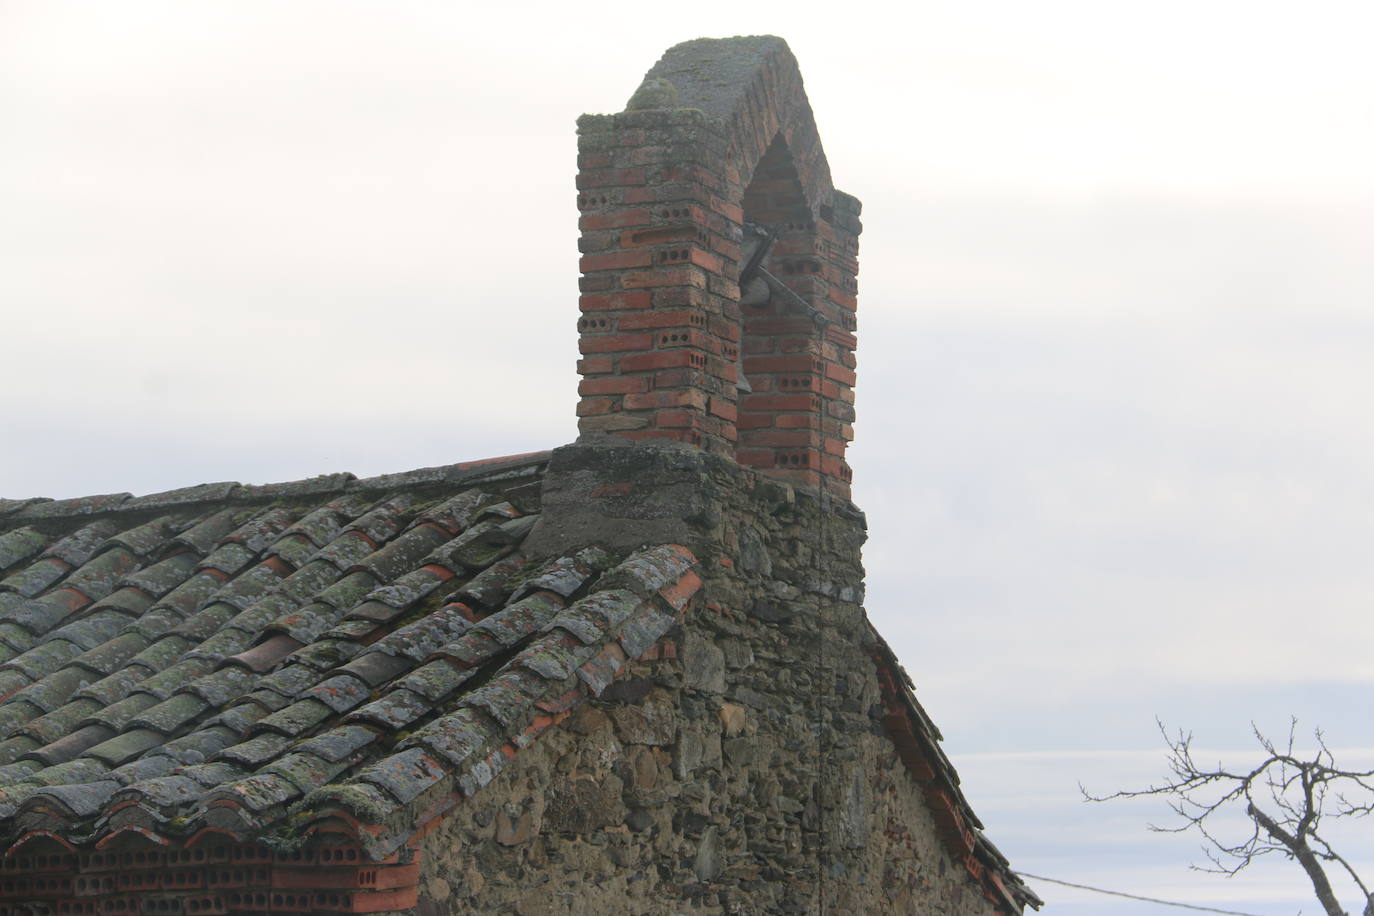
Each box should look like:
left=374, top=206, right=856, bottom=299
left=0, top=453, right=710, bottom=884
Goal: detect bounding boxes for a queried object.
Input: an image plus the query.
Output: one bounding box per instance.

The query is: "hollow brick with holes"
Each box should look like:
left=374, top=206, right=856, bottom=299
left=653, top=327, right=719, bottom=354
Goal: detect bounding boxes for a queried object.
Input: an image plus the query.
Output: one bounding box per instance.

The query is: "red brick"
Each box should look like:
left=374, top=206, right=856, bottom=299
left=649, top=179, right=711, bottom=205
left=745, top=317, right=814, bottom=336
left=577, top=151, right=612, bottom=169
left=576, top=167, right=648, bottom=189
left=616, top=309, right=704, bottom=331
left=709, top=235, right=742, bottom=262
left=579, top=273, right=614, bottom=292
left=620, top=226, right=699, bottom=248
left=650, top=285, right=713, bottom=309
left=579, top=376, right=650, bottom=396
left=621, top=144, right=674, bottom=166
left=580, top=291, right=651, bottom=311
left=743, top=429, right=818, bottom=448
left=659, top=569, right=703, bottom=611
left=740, top=375, right=773, bottom=394
left=824, top=362, right=857, bottom=386
left=579, top=250, right=653, bottom=272
left=653, top=327, right=717, bottom=353
left=620, top=351, right=702, bottom=372
left=739, top=393, right=820, bottom=412
left=688, top=247, right=725, bottom=273
left=577, top=230, right=616, bottom=252
left=623, top=389, right=706, bottom=411
left=828, top=288, right=858, bottom=310
left=652, top=368, right=712, bottom=388
left=773, top=413, right=819, bottom=429
left=736, top=414, right=774, bottom=430
left=579, top=208, right=652, bottom=231
left=576, top=397, right=615, bottom=416
left=709, top=197, right=744, bottom=223
left=770, top=466, right=822, bottom=487
left=708, top=315, right=740, bottom=343
left=621, top=267, right=707, bottom=289
left=578, top=332, right=654, bottom=354
left=705, top=272, right=740, bottom=300
left=578, top=356, right=613, bottom=375
left=654, top=408, right=699, bottom=428
left=343, top=886, right=420, bottom=913
left=735, top=449, right=773, bottom=467
left=743, top=354, right=820, bottom=374
left=707, top=397, right=737, bottom=422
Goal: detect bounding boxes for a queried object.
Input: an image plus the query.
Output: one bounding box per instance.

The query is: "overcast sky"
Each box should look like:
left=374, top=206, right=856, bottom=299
left=3, top=2, right=1373, bottom=912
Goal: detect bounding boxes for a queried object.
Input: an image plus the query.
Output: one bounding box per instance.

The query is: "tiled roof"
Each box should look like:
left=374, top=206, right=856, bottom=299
left=870, top=634, right=1041, bottom=911
left=0, top=453, right=703, bottom=913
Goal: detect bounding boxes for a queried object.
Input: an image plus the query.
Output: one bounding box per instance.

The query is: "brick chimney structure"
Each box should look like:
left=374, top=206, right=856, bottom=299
left=574, top=37, right=862, bottom=496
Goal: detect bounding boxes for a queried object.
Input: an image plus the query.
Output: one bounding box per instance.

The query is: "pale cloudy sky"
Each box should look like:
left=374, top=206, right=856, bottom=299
left=3, top=2, right=1373, bottom=912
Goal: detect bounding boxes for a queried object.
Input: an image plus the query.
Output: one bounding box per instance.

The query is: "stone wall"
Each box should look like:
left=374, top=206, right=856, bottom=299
left=382, top=443, right=1008, bottom=915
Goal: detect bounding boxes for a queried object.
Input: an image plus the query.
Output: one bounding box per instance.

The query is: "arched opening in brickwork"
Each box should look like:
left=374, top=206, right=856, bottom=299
left=734, top=134, right=830, bottom=485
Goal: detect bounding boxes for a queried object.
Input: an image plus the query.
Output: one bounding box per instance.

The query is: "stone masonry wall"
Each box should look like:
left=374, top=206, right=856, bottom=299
left=375, top=443, right=1005, bottom=915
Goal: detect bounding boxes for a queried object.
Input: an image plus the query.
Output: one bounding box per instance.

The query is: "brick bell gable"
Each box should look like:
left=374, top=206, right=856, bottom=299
left=574, top=37, right=861, bottom=496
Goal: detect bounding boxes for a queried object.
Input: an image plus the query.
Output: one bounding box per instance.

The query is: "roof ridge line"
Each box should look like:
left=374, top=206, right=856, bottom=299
left=1, top=451, right=555, bottom=524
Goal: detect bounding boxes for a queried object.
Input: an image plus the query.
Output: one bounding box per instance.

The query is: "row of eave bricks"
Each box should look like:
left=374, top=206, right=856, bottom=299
left=0, top=865, right=418, bottom=893
left=0, top=885, right=418, bottom=914
left=0, top=845, right=420, bottom=914
left=870, top=658, right=1016, bottom=913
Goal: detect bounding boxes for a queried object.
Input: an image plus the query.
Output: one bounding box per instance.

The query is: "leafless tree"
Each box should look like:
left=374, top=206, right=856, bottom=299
left=1084, top=719, right=1374, bottom=916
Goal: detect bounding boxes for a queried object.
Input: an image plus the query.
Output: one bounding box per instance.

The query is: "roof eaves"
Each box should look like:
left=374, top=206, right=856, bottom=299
left=869, top=631, right=1042, bottom=911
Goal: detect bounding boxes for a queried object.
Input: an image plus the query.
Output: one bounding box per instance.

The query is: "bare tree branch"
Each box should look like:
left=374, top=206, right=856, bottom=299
left=1083, top=719, right=1374, bottom=916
